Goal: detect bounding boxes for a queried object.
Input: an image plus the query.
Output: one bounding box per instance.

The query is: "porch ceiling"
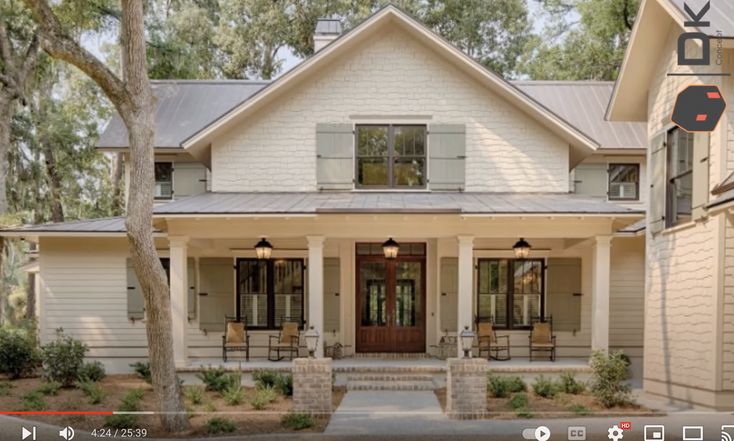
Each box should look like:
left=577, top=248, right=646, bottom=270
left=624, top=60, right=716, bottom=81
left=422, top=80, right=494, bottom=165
left=154, top=192, right=643, bottom=217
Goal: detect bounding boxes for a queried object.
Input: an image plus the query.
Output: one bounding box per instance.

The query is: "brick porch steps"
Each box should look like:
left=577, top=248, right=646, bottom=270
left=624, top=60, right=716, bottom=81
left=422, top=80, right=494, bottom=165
left=346, top=372, right=438, bottom=391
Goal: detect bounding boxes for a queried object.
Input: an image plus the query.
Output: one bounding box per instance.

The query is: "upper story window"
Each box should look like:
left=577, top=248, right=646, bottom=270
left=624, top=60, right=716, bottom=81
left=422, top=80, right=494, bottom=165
left=356, top=125, right=426, bottom=188
left=154, top=162, right=173, bottom=200
left=608, top=164, right=640, bottom=201
left=666, top=127, right=694, bottom=227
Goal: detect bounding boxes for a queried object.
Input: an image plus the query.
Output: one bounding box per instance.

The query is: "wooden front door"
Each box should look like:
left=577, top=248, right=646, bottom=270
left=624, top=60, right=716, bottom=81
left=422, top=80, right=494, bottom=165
left=356, top=246, right=426, bottom=353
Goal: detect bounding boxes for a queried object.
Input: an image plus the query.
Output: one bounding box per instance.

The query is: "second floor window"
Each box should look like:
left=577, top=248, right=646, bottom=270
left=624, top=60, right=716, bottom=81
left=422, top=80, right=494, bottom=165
left=356, top=125, right=426, bottom=188
left=608, top=164, right=640, bottom=201
left=666, top=128, right=694, bottom=227
left=155, top=162, right=173, bottom=200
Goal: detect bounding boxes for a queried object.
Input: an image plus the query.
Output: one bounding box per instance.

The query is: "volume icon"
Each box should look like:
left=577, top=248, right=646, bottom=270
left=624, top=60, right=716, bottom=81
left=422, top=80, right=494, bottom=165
left=59, top=426, right=75, bottom=440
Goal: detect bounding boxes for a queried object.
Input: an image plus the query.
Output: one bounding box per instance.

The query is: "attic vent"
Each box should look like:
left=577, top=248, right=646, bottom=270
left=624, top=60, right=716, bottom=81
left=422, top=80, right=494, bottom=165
left=314, top=18, right=342, bottom=52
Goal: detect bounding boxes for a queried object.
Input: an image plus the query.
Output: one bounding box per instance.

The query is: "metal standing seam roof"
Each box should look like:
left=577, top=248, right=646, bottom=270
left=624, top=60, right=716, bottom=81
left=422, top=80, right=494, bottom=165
left=514, top=81, right=646, bottom=150
left=95, top=80, right=269, bottom=149
left=668, top=0, right=734, bottom=38
left=152, top=192, right=644, bottom=215
left=3, top=217, right=127, bottom=233
left=617, top=218, right=646, bottom=234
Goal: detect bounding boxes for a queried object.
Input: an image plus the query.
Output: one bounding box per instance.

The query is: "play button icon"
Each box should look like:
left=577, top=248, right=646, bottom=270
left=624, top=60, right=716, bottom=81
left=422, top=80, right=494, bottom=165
left=535, top=426, right=551, bottom=441
left=21, top=427, right=36, bottom=440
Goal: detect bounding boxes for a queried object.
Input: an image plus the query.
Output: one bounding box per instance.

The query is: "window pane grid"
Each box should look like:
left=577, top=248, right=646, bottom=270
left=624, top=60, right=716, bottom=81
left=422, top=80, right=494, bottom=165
left=356, top=125, right=426, bottom=188
left=608, top=164, right=639, bottom=200
left=666, top=128, right=694, bottom=227
left=237, top=259, right=304, bottom=329
left=477, top=258, right=543, bottom=329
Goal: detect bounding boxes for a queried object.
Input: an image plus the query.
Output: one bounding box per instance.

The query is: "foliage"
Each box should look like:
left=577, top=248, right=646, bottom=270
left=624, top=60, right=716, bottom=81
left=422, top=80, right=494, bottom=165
left=130, top=362, right=151, bottom=384
left=281, top=412, right=314, bottom=430
left=589, top=350, right=631, bottom=407
left=78, top=361, right=106, bottom=382
left=21, top=391, right=46, bottom=411
left=204, top=417, right=237, bottom=435
left=0, top=381, right=13, bottom=395
left=36, top=381, right=61, bottom=396
left=41, top=329, right=87, bottom=387
left=532, top=375, right=560, bottom=399
left=488, top=375, right=526, bottom=398
left=104, top=414, right=139, bottom=429
left=119, top=389, right=145, bottom=412
left=197, top=366, right=239, bottom=393
left=183, top=385, right=204, bottom=405
left=516, top=407, right=534, bottom=418
left=223, top=383, right=246, bottom=406
left=0, top=327, right=40, bottom=379
left=559, top=371, right=585, bottom=395
left=78, top=380, right=106, bottom=405
left=276, top=373, right=293, bottom=396
left=250, top=386, right=278, bottom=410
left=520, top=0, right=640, bottom=80
left=252, top=369, right=281, bottom=389
left=507, top=392, right=529, bottom=410
left=569, top=403, right=590, bottom=415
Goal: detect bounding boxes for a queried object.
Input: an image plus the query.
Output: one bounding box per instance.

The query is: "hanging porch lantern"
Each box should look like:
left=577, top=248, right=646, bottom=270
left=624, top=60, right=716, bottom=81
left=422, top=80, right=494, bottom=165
left=513, top=238, right=531, bottom=259
left=382, top=237, right=400, bottom=259
left=254, top=237, right=273, bottom=259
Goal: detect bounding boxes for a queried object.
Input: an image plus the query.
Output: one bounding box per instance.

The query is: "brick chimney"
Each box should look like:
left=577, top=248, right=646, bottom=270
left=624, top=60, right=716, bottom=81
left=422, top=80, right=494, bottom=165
left=314, top=18, right=342, bottom=52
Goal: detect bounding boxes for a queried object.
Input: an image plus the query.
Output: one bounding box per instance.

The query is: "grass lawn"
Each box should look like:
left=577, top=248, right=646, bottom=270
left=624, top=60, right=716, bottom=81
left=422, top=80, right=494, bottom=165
left=0, top=374, right=346, bottom=438
left=434, top=388, right=662, bottom=419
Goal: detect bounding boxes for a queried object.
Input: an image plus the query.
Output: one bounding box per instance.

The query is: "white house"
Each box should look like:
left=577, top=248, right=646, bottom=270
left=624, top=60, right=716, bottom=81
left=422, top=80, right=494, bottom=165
left=4, top=6, right=647, bottom=376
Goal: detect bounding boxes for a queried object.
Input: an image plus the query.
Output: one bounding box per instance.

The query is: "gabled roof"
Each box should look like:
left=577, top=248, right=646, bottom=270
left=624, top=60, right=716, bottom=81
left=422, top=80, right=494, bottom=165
left=180, top=5, right=599, bottom=165
left=515, top=81, right=645, bottom=150
left=96, top=80, right=268, bottom=150
left=607, top=0, right=733, bottom=122
left=152, top=192, right=642, bottom=216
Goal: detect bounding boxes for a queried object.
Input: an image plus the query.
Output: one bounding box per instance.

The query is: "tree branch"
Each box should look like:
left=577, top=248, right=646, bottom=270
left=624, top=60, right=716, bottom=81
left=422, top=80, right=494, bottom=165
left=20, top=34, right=40, bottom=80
left=22, top=0, right=129, bottom=109
left=0, top=21, right=16, bottom=73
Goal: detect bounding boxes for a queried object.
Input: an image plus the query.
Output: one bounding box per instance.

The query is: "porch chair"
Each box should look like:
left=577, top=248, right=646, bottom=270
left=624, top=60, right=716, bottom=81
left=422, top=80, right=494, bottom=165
left=528, top=316, right=556, bottom=362
left=476, top=317, right=511, bottom=361
left=222, top=316, right=250, bottom=362
left=268, top=320, right=300, bottom=361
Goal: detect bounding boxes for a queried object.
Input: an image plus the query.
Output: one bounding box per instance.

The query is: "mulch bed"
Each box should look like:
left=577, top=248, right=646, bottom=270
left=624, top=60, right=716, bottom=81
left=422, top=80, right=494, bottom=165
left=434, top=388, right=663, bottom=419
left=0, top=375, right=346, bottom=438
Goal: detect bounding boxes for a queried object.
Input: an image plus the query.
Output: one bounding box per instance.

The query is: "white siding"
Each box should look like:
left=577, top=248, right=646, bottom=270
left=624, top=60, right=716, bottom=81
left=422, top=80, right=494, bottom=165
left=609, top=236, right=645, bottom=349
left=212, top=28, right=569, bottom=193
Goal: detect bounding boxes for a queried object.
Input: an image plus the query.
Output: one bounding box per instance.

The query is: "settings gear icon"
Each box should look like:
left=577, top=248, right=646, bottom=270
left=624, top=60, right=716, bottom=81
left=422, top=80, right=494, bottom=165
left=608, top=425, right=624, bottom=441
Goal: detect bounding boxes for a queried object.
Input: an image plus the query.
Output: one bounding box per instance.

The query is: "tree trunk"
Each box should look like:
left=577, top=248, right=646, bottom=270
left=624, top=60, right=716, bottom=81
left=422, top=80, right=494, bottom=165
left=119, top=0, right=189, bottom=432
left=26, top=271, right=35, bottom=321
left=41, top=139, right=64, bottom=222
left=0, top=93, right=11, bottom=215
left=111, top=152, right=124, bottom=214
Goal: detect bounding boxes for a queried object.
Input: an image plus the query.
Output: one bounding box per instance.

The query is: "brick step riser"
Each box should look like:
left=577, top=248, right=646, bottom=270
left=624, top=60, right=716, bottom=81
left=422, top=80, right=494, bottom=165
left=346, top=374, right=435, bottom=382
left=346, top=381, right=437, bottom=391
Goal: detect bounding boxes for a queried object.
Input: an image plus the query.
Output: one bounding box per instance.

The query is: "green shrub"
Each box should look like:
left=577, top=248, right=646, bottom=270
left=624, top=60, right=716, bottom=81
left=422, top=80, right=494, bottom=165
left=223, top=384, right=245, bottom=406
left=532, top=375, right=560, bottom=399
left=276, top=373, right=293, bottom=396
left=204, top=417, right=236, bottom=435
left=569, top=404, right=590, bottom=415
left=78, top=381, right=106, bottom=405
left=0, top=328, right=40, bottom=379
left=41, top=329, right=87, bottom=387
left=488, top=375, right=526, bottom=398
left=78, top=361, right=106, bottom=382
left=250, top=386, right=277, bottom=410
left=119, top=388, right=145, bottom=412
left=252, top=369, right=280, bottom=389
left=516, top=408, right=534, bottom=418
left=281, top=412, right=314, bottom=430
left=36, top=381, right=61, bottom=396
left=184, top=385, right=205, bottom=405
left=21, top=391, right=46, bottom=411
left=204, top=402, right=217, bottom=412
left=196, top=366, right=238, bottom=393
left=0, top=382, right=13, bottom=396
left=589, top=350, right=631, bottom=407
left=559, top=371, right=585, bottom=395
left=104, top=414, right=139, bottom=429
left=130, top=362, right=151, bottom=383
left=507, top=392, right=529, bottom=410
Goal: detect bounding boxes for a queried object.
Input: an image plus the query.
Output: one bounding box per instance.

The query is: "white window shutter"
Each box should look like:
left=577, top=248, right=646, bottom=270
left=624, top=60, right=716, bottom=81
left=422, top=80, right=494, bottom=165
left=691, top=133, right=710, bottom=220
left=649, top=132, right=667, bottom=235
left=316, top=123, right=353, bottom=190
left=429, top=124, right=466, bottom=191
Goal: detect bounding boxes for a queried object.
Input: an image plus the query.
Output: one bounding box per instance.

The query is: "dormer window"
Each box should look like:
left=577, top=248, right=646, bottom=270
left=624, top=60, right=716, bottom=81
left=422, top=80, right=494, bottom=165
left=155, top=162, right=173, bottom=200
left=356, top=125, right=426, bottom=189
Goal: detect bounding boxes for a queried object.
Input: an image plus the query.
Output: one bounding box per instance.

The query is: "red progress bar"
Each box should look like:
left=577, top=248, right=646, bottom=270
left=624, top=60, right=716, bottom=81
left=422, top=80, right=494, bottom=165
left=0, top=411, right=113, bottom=415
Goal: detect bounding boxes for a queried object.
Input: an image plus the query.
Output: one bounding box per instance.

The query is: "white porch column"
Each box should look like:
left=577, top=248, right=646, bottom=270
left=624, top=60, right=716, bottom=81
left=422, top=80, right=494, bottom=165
left=591, top=236, right=612, bottom=352
left=457, top=235, right=474, bottom=355
left=169, top=236, right=189, bottom=368
left=307, top=236, right=325, bottom=358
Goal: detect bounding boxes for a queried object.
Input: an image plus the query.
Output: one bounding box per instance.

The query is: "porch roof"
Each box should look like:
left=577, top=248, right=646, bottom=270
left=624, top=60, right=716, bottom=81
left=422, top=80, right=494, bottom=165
left=153, top=192, right=643, bottom=216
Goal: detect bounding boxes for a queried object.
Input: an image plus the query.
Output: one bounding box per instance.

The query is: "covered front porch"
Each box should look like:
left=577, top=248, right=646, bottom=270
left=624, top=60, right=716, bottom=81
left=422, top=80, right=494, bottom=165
left=156, top=193, right=642, bottom=368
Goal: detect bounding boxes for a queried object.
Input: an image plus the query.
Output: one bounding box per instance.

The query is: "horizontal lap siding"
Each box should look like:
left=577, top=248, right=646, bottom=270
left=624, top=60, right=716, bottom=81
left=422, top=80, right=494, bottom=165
left=722, top=52, right=734, bottom=392
left=39, top=238, right=148, bottom=357
left=610, top=236, right=645, bottom=349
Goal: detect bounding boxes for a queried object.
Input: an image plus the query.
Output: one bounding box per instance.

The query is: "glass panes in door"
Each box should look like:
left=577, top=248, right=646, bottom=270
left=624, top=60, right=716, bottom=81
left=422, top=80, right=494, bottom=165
left=395, top=261, right=422, bottom=327
left=477, top=260, right=508, bottom=327
left=273, top=259, right=304, bottom=327
left=239, top=260, right=268, bottom=327
left=513, top=260, right=543, bottom=327
left=360, top=262, right=387, bottom=326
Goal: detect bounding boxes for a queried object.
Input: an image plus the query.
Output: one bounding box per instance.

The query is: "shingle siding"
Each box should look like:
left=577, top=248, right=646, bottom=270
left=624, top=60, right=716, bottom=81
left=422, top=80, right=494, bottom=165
left=211, top=29, right=569, bottom=193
